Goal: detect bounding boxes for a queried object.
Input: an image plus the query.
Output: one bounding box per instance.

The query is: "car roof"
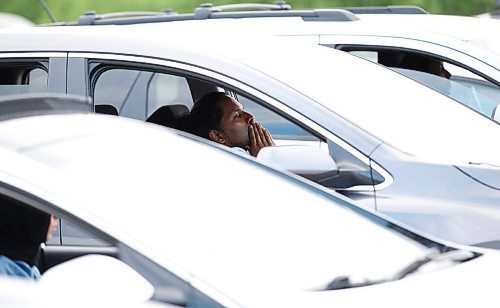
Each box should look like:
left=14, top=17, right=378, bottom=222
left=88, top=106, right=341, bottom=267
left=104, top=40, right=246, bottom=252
left=358, top=14, right=500, bottom=56
left=38, top=3, right=500, bottom=61
left=93, top=12, right=500, bottom=68
left=177, top=8, right=494, bottom=64
left=359, top=13, right=500, bottom=41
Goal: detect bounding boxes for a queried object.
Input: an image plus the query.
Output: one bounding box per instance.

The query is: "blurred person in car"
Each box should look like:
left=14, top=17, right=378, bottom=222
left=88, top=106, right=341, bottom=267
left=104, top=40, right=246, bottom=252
left=189, top=92, right=275, bottom=157
left=0, top=196, right=58, bottom=280
left=399, top=53, right=451, bottom=79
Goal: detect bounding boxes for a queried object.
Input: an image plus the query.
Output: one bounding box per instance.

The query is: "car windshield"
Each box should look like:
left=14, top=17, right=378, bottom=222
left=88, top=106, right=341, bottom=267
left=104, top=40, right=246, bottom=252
left=11, top=115, right=436, bottom=303
left=236, top=41, right=500, bottom=166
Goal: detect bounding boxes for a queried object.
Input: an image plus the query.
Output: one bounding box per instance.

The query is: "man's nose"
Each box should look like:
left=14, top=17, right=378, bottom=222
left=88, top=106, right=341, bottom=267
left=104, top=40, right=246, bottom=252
left=443, top=69, right=451, bottom=79
left=244, top=111, right=254, bottom=123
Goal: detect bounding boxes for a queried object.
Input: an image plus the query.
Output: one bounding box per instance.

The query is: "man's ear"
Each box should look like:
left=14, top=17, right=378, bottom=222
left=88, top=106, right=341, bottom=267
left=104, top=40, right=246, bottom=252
left=208, top=130, right=226, bottom=145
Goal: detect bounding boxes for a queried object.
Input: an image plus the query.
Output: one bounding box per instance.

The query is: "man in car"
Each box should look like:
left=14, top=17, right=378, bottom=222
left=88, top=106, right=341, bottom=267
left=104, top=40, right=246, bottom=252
left=399, top=53, right=451, bottom=79
left=189, top=92, right=275, bottom=157
left=0, top=197, right=58, bottom=280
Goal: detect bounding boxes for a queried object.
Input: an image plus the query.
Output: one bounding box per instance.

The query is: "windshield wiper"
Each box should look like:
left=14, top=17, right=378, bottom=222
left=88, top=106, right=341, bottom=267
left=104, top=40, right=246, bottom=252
left=326, top=275, right=384, bottom=290
left=392, top=248, right=475, bottom=280
left=325, top=248, right=477, bottom=290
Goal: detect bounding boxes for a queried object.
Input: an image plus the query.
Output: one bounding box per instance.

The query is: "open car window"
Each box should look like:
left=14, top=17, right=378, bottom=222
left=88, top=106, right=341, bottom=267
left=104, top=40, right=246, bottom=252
left=0, top=62, right=48, bottom=96
left=88, top=61, right=381, bottom=195
left=346, top=49, right=500, bottom=119
left=93, top=68, right=194, bottom=120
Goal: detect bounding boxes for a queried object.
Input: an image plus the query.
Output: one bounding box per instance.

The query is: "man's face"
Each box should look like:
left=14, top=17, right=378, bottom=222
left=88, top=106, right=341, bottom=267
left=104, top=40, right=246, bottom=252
left=215, top=96, right=254, bottom=148
left=46, top=215, right=58, bottom=241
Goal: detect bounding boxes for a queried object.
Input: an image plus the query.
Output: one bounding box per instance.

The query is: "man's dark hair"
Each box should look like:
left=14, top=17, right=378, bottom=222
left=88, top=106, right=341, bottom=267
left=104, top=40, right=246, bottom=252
left=189, top=92, right=228, bottom=139
left=0, top=195, right=51, bottom=266
left=400, top=53, right=435, bottom=73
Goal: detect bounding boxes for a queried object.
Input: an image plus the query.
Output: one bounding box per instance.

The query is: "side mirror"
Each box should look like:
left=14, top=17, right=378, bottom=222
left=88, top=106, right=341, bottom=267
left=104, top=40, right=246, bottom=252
left=40, top=254, right=154, bottom=306
left=492, top=104, right=500, bottom=123
left=257, top=145, right=339, bottom=185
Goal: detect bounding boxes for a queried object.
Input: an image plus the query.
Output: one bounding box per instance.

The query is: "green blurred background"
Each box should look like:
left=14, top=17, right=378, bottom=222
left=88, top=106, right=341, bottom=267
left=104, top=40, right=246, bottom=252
left=1, top=0, right=497, bottom=24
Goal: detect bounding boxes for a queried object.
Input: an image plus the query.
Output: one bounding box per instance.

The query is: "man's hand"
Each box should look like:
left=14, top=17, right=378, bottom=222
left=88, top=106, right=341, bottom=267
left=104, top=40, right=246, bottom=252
left=246, top=122, right=275, bottom=157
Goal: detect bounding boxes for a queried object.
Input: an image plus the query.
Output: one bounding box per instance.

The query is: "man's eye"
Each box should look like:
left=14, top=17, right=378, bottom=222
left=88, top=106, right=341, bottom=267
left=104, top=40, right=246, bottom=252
left=234, top=112, right=240, bottom=118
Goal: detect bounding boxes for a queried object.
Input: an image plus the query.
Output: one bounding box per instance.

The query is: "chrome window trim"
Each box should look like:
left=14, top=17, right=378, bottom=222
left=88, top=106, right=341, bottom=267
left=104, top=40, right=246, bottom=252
left=70, top=52, right=393, bottom=191
left=0, top=52, right=67, bottom=58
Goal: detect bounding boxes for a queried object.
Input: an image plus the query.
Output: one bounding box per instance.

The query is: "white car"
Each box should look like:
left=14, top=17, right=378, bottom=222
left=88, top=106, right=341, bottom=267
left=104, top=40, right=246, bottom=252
left=0, top=271, right=172, bottom=308
left=90, top=4, right=500, bottom=121
left=1, top=94, right=500, bottom=308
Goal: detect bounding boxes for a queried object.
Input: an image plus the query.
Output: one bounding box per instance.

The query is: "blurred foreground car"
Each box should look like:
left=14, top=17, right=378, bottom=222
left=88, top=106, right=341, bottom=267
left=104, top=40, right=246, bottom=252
left=1, top=25, right=500, bottom=247
left=1, top=94, right=500, bottom=308
left=0, top=12, right=34, bottom=28
left=0, top=268, right=172, bottom=308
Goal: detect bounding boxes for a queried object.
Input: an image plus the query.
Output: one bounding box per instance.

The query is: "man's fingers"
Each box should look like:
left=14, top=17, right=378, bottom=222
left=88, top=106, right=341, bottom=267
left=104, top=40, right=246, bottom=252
left=262, top=127, right=275, bottom=146
left=254, top=124, right=264, bottom=146
left=249, top=125, right=257, bottom=146
left=257, top=123, right=274, bottom=146
left=248, top=123, right=275, bottom=157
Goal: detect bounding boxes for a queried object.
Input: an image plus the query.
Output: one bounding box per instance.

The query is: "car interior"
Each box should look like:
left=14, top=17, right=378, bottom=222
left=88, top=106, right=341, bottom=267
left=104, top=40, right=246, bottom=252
left=0, top=63, right=48, bottom=96
left=91, top=65, right=384, bottom=191
left=336, top=47, right=500, bottom=118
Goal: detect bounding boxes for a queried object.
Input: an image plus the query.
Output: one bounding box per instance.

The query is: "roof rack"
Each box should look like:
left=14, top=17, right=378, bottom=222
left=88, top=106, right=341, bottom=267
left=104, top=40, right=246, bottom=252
left=77, top=9, right=177, bottom=25
left=200, top=1, right=291, bottom=12
left=341, top=5, right=428, bottom=14
left=0, top=94, right=92, bottom=122
left=68, top=8, right=358, bottom=25
left=194, top=2, right=290, bottom=18
left=51, top=2, right=428, bottom=26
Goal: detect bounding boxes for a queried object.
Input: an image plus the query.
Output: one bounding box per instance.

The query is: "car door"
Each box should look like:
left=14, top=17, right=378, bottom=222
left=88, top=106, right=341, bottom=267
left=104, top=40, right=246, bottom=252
left=0, top=52, right=67, bottom=98
left=319, top=35, right=500, bottom=120
left=66, top=52, right=381, bottom=209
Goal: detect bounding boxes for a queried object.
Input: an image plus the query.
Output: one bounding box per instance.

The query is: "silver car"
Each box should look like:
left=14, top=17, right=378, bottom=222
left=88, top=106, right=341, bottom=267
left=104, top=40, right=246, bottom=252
left=1, top=25, right=500, bottom=247
left=72, top=4, right=500, bottom=121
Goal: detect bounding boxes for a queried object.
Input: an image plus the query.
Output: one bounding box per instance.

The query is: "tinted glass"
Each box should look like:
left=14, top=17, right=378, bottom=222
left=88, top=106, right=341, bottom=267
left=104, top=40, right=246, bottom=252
left=0, top=66, right=48, bottom=96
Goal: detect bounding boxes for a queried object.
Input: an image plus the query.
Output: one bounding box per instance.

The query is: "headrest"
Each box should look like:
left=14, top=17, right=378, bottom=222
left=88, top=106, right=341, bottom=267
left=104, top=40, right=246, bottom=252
left=146, top=104, right=190, bottom=130
left=95, top=104, right=118, bottom=116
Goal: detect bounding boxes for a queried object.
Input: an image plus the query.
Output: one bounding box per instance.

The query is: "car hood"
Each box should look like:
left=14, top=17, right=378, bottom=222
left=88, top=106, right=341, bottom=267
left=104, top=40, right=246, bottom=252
left=455, top=163, right=500, bottom=190
left=250, top=250, right=500, bottom=307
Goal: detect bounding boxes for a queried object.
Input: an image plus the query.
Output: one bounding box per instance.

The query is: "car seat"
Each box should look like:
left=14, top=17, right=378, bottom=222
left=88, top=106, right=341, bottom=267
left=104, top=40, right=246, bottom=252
left=146, top=104, right=190, bottom=131
left=95, top=104, right=118, bottom=116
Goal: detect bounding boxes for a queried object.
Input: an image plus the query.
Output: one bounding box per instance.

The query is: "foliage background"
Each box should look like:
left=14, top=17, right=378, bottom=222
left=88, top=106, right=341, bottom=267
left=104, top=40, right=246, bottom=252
left=0, top=0, right=497, bottom=24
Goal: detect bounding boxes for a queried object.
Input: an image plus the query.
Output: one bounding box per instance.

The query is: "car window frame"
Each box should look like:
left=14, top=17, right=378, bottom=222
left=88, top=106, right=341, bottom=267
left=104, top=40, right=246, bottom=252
left=67, top=52, right=392, bottom=194
left=0, top=52, right=68, bottom=96
left=330, top=43, right=500, bottom=119
left=319, top=35, right=500, bottom=86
